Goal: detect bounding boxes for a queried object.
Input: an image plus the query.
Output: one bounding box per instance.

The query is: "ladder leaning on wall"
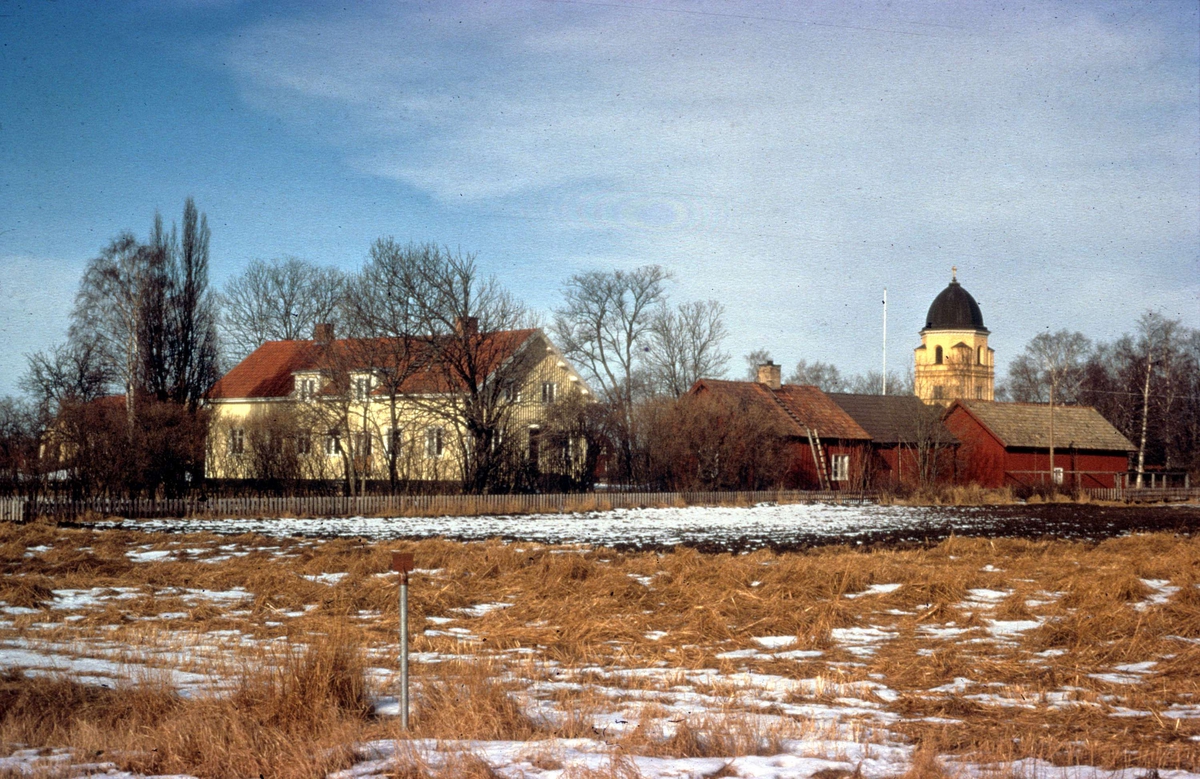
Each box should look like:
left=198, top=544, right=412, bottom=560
left=806, top=428, right=831, bottom=490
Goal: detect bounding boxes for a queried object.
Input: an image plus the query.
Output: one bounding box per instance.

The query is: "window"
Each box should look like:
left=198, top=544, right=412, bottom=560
left=325, top=430, right=342, bottom=456
left=298, top=377, right=317, bottom=400
left=229, top=428, right=245, bottom=455
left=977, top=346, right=984, bottom=365
left=501, top=383, right=521, bottom=403
left=296, top=434, right=312, bottom=455
left=932, top=385, right=944, bottom=400
left=353, top=431, right=372, bottom=457
left=831, top=454, right=850, bottom=482
left=935, top=346, right=943, bottom=365
left=541, top=382, right=557, bottom=404
left=975, top=385, right=983, bottom=399
left=425, top=427, right=444, bottom=458
left=354, top=377, right=372, bottom=401
left=1052, top=467, right=1064, bottom=485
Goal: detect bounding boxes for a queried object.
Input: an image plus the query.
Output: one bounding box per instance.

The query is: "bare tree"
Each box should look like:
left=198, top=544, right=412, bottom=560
left=344, top=239, right=435, bottom=492
left=1129, top=313, right=1182, bottom=487
left=553, top=265, right=669, bottom=481
left=411, top=246, right=533, bottom=493
left=21, top=340, right=114, bottom=414
left=848, top=370, right=912, bottom=396
left=742, top=349, right=773, bottom=380
left=645, top=299, right=730, bottom=397
left=167, top=198, right=220, bottom=409
left=1006, top=330, right=1092, bottom=485
left=70, top=232, right=150, bottom=422
left=1006, top=330, right=1091, bottom=404
left=218, top=257, right=347, bottom=362
left=787, top=359, right=848, bottom=391
left=0, top=397, right=42, bottom=497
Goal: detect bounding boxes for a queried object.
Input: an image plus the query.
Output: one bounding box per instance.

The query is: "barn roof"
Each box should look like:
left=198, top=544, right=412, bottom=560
left=208, top=329, right=540, bottom=401
left=692, top=379, right=871, bottom=441
left=952, top=400, right=1135, bottom=452
left=829, top=393, right=957, bottom=446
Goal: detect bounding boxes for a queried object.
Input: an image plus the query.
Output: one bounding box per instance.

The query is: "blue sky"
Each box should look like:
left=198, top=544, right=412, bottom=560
left=1, top=0, right=1197, bottom=396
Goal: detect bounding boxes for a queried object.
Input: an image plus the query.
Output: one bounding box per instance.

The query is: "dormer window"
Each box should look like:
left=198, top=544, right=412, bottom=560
left=298, top=377, right=317, bottom=400
left=354, top=377, right=372, bottom=401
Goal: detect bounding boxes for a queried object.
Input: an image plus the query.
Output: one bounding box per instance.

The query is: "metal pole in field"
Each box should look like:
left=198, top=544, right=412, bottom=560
left=392, top=551, right=414, bottom=730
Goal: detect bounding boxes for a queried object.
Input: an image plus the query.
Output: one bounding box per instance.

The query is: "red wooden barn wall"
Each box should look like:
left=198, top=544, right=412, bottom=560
left=944, top=406, right=1128, bottom=488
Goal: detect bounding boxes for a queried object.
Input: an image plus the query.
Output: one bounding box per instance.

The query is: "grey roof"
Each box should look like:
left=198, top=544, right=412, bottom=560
left=925, top=279, right=987, bottom=331
left=829, top=393, right=957, bottom=446
left=956, top=401, right=1135, bottom=452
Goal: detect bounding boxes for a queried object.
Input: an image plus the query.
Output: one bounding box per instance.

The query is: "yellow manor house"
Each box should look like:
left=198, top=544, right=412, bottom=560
left=205, top=319, right=593, bottom=489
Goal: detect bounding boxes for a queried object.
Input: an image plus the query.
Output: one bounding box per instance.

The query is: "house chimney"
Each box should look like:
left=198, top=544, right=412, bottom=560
left=313, top=323, right=334, bottom=344
left=454, top=316, right=479, bottom=337
left=757, top=361, right=781, bottom=390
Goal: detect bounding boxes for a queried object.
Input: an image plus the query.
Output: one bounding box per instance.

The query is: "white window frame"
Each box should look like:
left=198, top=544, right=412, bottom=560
left=425, top=427, right=444, bottom=459
left=296, top=433, right=312, bottom=456
left=229, top=428, right=245, bottom=456
left=831, top=454, right=850, bottom=482
left=1052, top=466, right=1064, bottom=485
left=541, top=381, right=557, bottom=404
left=325, top=430, right=342, bottom=457
left=298, top=377, right=316, bottom=400
left=354, top=376, right=372, bottom=401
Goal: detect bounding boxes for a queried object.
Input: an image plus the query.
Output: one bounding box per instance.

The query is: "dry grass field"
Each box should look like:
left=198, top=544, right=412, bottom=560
left=0, top=518, right=1197, bottom=778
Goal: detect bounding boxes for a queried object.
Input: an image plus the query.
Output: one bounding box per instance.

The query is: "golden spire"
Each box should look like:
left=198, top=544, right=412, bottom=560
left=952, top=265, right=957, bottom=282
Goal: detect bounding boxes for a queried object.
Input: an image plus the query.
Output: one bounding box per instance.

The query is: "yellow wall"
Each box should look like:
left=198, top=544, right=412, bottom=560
left=914, top=328, right=994, bottom=405
left=205, top=332, right=592, bottom=482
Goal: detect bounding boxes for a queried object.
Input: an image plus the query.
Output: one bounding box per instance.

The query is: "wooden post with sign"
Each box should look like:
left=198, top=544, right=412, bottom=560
left=392, top=551, right=414, bottom=730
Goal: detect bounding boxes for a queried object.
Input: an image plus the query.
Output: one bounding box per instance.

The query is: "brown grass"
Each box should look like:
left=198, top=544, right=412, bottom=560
left=2, top=520, right=1199, bottom=775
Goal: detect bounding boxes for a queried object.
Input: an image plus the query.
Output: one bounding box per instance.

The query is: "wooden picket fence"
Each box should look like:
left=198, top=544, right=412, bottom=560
left=1, top=490, right=875, bottom=522
left=1083, top=487, right=1200, bottom=503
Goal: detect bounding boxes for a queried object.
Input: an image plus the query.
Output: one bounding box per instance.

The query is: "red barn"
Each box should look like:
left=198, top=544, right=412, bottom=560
left=829, top=393, right=959, bottom=489
left=944, top=400, right=1134, bottom=489
left=691, top=363, right=872, bottom=490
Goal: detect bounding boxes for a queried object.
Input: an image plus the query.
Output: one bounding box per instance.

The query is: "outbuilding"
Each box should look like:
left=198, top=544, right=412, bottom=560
left=944, top=400, right=1134, bottom=489
left=828, top=393, right=958, bottom=489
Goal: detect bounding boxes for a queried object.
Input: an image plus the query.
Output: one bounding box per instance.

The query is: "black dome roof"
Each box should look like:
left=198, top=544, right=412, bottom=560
left=924, top=278, right=986, bottom=331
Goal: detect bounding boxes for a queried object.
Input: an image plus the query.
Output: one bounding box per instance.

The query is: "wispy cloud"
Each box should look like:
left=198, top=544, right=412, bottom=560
left=221, top=0, right=1198, bottom=370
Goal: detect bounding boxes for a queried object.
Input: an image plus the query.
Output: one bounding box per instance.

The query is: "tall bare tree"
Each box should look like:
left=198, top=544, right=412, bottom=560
left=645, top=299, right=730, bottom=397
left=70, top=232, right=150, bottom=422
left=553, top=265, right=669, bottom=481
left=410, top=246, right=532, bottom=493
left=344, top=239, right=434, bottom=492
left=218, top=256, right=346, bottom=362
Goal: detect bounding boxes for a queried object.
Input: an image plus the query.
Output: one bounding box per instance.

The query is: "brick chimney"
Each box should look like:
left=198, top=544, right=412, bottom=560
left=757, top=361, right=781, bottom=390
left=454, top=316, right=479, bottom=337
left=313, top=323, right=334, bottom=344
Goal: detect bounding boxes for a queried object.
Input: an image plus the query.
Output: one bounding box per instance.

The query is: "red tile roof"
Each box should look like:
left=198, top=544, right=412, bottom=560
left=207, top=329, right=540, bottom=400
left=691, top=379, right=871, bottom=441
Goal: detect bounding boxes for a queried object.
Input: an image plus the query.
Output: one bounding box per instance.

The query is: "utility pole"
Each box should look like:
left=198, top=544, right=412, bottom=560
left=882, top=288, right=887, bottom=396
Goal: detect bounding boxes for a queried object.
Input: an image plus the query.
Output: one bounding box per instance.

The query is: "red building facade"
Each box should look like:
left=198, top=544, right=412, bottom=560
left=944, top=400, right=1133, bottom=489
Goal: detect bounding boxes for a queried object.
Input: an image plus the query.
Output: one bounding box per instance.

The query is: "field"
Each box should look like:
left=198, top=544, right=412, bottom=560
left=1, top=503, right=1199, bottom=779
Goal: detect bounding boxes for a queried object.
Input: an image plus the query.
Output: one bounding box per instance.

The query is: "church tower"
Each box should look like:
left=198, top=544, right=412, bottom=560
left=914, top=269, right=994, bottom=405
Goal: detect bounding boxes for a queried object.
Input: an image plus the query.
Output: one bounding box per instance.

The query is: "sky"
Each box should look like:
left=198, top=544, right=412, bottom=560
left=1, top=0, right=1197, bottom=397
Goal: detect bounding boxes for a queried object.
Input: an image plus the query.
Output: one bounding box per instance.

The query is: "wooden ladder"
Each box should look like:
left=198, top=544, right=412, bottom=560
left=807, top=427, right=831, bottom=490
